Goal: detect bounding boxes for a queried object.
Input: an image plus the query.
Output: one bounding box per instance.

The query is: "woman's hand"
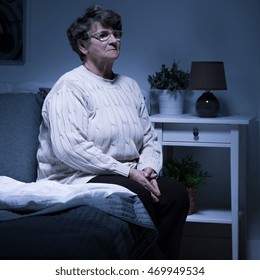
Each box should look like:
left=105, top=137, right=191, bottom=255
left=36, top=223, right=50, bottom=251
left=128, top=168, right=161, bottom=202
left=143, top=167, right=161, bottom=201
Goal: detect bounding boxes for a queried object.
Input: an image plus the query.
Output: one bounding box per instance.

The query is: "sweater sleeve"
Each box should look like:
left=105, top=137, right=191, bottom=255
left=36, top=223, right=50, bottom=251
left=43, top=83, right=131, bottom=177
left=134, top=84, right=163, bottom=174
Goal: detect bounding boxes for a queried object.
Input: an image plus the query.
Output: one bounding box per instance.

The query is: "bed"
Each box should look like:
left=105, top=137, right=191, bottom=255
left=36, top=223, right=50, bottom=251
left=0, top=89, right=157, bottom=260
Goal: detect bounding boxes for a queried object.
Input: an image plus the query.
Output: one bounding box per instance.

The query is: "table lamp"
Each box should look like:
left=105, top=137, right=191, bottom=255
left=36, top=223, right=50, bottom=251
left=189, top=61, right=227, bottom=117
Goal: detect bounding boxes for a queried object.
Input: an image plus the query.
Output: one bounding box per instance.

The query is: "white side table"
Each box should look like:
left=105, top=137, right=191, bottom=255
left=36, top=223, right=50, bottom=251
left=150, top=114, right=255, bottom=260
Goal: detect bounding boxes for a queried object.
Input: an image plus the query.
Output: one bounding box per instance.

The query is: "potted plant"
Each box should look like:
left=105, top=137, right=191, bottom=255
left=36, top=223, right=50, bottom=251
left=148, top=61, right=190, bottom=115
left=163, top=155, right=210, bottom=214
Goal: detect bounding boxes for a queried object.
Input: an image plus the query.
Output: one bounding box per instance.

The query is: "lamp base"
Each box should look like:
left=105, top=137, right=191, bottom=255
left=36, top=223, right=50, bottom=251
left=195, top=91, right=220, bottom=117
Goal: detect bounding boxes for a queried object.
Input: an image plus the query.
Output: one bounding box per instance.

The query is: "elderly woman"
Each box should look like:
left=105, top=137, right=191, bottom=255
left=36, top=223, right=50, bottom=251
left=37, top=6, right=189, bottom=259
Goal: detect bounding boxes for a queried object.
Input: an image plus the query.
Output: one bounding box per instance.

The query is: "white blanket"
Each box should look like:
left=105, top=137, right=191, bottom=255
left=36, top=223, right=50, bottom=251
left=0, top=176, right=135, bottom=212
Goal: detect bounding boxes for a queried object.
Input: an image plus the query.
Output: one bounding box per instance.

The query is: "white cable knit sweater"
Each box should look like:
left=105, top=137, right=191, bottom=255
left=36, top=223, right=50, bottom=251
left=37, top=65, right=162, bottom=184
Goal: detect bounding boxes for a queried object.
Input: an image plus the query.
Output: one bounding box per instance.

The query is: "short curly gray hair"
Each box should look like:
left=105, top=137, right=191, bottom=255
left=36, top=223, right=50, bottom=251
left=67, top=5, right=122, bottom=61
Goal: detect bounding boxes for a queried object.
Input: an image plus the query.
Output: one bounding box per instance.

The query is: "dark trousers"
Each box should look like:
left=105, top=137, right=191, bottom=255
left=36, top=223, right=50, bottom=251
left=88, top=175, right=189, bottom=259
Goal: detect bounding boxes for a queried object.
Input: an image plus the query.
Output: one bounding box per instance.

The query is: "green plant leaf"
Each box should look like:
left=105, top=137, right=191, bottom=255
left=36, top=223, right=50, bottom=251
left=163, top=155, right=210, bottom=188
left=148, top=61, right=190, bottom=91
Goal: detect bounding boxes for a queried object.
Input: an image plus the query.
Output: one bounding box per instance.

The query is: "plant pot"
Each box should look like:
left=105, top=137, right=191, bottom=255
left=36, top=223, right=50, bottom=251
left=158, top=89, right=184, bottom=115
left=186, top=187, right=197, bottom=215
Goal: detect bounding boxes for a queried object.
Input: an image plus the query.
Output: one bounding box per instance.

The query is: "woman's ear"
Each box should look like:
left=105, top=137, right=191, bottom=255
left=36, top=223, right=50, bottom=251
left=77, top=40, right=88, bottom=55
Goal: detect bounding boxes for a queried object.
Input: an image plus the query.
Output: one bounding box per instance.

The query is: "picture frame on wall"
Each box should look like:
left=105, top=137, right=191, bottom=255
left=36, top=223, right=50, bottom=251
left=0, top=0, right=26, bottom=65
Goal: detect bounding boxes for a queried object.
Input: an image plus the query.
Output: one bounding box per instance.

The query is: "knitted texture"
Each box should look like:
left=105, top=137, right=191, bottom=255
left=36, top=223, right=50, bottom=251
left=37, top=66, right=162, bottom=184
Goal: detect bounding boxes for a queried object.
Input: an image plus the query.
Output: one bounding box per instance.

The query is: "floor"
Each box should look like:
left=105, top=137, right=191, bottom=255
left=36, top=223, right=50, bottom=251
left=179, top=223, right=233, bottom=260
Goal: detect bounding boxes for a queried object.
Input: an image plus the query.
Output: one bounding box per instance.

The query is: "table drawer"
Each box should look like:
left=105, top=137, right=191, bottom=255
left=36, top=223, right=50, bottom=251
left=162, top=123, right=231, bottom=143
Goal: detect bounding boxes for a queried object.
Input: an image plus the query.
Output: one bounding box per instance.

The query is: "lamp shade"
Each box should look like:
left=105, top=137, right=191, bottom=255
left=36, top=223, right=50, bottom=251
left=189, top=61, right=227, bottom=90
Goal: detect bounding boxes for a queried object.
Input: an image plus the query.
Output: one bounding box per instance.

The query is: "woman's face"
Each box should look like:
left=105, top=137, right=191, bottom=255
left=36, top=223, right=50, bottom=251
left=84, top=22, right=121, bottom=64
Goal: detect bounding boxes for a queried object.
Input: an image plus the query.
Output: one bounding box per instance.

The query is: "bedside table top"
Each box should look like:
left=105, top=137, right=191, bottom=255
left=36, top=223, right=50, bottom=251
left=150, top=114, right=255, bottom=125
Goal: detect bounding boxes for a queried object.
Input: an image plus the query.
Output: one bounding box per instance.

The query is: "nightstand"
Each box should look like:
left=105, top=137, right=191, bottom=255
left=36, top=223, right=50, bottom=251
left=150, top=113, right=255, bottom=260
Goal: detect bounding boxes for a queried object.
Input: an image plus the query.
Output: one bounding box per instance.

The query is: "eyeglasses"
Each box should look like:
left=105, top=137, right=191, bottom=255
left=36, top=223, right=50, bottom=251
left=88, top=30, right=123, bottom=42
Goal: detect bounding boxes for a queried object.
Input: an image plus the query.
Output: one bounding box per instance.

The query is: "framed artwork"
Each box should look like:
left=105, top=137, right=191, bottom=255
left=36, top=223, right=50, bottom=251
left=0, top=0, right=26, bottom=65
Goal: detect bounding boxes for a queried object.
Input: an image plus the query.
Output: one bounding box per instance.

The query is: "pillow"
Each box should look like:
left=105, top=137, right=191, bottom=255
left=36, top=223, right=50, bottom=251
left=0, top=91, right=46, bottom=182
